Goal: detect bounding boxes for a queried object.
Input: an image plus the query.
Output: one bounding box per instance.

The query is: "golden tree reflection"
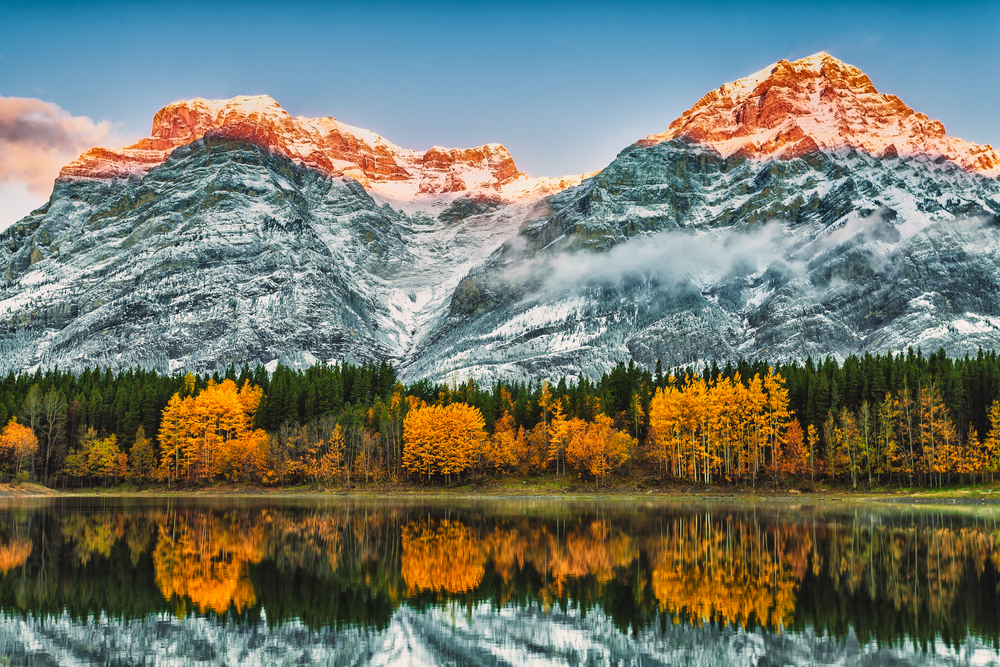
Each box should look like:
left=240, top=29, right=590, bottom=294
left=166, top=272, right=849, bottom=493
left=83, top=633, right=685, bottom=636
left=402, top=519, right=487, bottom=594
left=152, top=513, right=266, bottom=614
left=647, top=514, right=807, bottom=629
left=13, top=502, right=1000, bottom=648
left=0, top=538, right=31, bottom=574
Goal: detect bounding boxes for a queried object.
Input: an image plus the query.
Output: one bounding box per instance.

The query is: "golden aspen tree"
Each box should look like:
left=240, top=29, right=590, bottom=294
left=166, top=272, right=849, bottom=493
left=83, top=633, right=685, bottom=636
left=87, top=434, right=122, bottom=486
left=839, top=408, right=861, bottom=488
left=920, top=384, right=958, bottom=486
left=402, top=402, right=486, bottom=482
left=488, top=412, right=523, bottom=474
left=895, top=383, right=918, bottom=484
left=985, top=399, right=1000, bottom=481
left=875, top=394, right=898, bottom=484
left=782, top=419, right=807, bottom=477
left=806, top=424, right=819, bottom=482
left=713, top=376, right=739, bottom=481
left=744, top=375, right=769, bottom=485
left=958, top=425, right=982, bottom=480
left=763, top=369, right=791, bottom=477
left=823, top=412, right=843, bottom=480
left=314, top=424, right=345, bottom=486
left=115, top=450, right=129, bottom=483
left=648, top=384, right=682, bottom=478
left=129, top=426, right=157, bottom=483
left=524, top=425, right=550, bottom=474
left=681, top=377, right=709, bottom=482
left=565, top=414, right=635, bottom=485
left=0, top=418, right=37, bottom=479
left=540, top=383, right=569, bottom=475
left=158, top=379, right=266, bottom=484
left=158, top=394, right=190, bottom=483
left=858, top=401, right=874, bottom=486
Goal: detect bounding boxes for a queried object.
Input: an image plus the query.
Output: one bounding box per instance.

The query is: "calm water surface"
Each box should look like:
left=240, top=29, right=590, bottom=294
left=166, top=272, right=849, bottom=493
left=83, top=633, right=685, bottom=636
left=0, top=496, right=997, bottom=666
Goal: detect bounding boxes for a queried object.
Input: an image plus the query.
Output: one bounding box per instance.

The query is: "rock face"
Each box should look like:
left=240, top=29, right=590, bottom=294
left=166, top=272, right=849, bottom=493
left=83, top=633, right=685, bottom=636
left=0, top=134, right=557, bottom=373
left=2, top=53, right=1000, bottom=379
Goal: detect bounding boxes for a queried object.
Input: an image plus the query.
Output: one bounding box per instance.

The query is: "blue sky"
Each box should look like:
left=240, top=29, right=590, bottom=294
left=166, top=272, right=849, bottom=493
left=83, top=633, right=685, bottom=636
left=1, top=0, right=998, bottom=225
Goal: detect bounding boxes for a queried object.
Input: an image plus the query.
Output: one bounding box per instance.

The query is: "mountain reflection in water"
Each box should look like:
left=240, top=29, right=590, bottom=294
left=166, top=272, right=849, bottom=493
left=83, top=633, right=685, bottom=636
left=0, top=498, right=997, bottom=666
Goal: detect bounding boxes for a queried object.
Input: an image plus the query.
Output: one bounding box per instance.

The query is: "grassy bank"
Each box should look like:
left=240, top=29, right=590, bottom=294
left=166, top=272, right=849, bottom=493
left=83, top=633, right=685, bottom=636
left=5, top=475, right=1000, bottom=502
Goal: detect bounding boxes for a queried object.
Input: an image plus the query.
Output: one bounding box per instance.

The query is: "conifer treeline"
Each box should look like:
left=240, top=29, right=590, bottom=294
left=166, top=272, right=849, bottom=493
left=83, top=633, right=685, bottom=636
left=1, top=347, right=1000, bottom=487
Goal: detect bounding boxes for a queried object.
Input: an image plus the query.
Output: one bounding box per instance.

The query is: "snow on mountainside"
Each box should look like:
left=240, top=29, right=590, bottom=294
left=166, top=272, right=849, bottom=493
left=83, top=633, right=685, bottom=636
left=2, top=54, right=1000, bottom=379
left=639, top=52, right=1000, bottom=175
left=0, top=97, right=584, bottom=374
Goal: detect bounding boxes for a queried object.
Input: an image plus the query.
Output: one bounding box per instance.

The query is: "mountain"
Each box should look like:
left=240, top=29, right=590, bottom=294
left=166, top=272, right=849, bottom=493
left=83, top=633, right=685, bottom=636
left=0, top=96, right=583, bottom=374
left=407, top=53, right=1000, bottom=382
left=639, top=52, right=1000, bottom=173
left=2, top=54, right=1000, bottom=380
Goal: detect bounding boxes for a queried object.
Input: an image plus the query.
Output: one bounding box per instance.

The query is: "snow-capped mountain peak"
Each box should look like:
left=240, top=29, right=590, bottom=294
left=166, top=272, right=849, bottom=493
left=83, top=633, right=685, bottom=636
left=58, top=94, right=585, bottom=206
left=639, top=52, right=1000, bottom=175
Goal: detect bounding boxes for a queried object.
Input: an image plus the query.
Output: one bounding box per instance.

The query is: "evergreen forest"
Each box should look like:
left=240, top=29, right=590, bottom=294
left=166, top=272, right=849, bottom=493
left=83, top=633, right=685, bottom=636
left=1, top=347, right=1000, bottom=489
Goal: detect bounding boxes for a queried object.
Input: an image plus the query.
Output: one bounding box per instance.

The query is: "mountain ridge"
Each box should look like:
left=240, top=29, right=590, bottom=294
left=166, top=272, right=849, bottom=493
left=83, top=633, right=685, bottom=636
left=59, top=94, right=589, bottom=211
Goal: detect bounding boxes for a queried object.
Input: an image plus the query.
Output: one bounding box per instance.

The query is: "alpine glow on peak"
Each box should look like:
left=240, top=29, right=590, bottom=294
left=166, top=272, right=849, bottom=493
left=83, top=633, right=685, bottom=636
left=57, top=95, right=588, bottom=208
left=639, top=53, right=1000, bottom=176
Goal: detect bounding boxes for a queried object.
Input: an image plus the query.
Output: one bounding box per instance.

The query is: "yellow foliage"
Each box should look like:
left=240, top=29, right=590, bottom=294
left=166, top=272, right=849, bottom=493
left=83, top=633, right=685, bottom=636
left=648, top=370, right=791, bottom=484
left=486, top=412, right=524, bottom=474
left=0, top=538, right=31, bottom=574
left=153, top=513, right=265, bottom=614
left=401, top=519, right=487, bottom=594
left=649, top=516, right=802, bottom=629
left=402, top=402, right=486, bottom=481
left=0, top=418, right=37, bottom=476
left=157, top=379, right=267, bottom=483
left=564, top=414, right=635, bottom=482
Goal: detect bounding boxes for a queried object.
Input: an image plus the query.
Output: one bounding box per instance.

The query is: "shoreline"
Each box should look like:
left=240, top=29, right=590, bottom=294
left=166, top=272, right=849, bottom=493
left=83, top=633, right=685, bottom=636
left=3, top=480, right=1000, bottom=505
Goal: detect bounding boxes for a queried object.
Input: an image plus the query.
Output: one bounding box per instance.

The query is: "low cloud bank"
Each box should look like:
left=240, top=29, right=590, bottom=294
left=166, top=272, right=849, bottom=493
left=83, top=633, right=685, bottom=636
left=507, top=211, right=996, bottom=301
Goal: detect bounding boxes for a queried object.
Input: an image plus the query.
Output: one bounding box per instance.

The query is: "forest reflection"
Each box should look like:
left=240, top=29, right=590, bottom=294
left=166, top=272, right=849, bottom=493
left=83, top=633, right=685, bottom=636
left=0, top=499, right=998, bottom=651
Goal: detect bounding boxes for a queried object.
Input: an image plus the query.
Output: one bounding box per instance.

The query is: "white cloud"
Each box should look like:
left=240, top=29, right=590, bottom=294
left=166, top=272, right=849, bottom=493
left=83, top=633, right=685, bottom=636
left=0, top=96, right=127, bottom=229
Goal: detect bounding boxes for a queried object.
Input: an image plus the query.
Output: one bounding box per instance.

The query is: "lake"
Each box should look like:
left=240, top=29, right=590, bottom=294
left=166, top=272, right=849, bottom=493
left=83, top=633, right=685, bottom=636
left=0, top=495, right=997, bottom=666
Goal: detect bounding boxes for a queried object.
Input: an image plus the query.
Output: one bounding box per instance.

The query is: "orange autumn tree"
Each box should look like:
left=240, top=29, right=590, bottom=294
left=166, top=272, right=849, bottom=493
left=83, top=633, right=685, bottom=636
left=647, top=370, right=791, bottom=485
left=780, top=419, right=808, bottom=477
left=158, top=379, right=269, bottom=484
left=401, top=519, right=488, bottom=595
left=488, top=410, right=526, bottom=475
left=403, top=402, right=487, bottom=482
left=153, top=512, right=265, bottom=614
left=564, top=413, right=635, bottom=485
left=985, top=399, right=1000, bottom=480
left=0, top=418, right=38, bottom=479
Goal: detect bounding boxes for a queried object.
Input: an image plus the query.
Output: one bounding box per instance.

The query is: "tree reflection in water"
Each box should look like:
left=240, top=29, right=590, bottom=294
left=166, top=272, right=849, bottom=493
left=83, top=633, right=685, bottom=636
left=0, top=499, right=997, bottom=664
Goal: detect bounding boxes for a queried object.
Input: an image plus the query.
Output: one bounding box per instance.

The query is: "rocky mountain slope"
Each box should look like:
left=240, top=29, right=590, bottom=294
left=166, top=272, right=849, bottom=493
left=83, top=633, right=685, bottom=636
left=2, top=53, right=999, bottom=380
left=0, top=98, right=580, bottom=374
